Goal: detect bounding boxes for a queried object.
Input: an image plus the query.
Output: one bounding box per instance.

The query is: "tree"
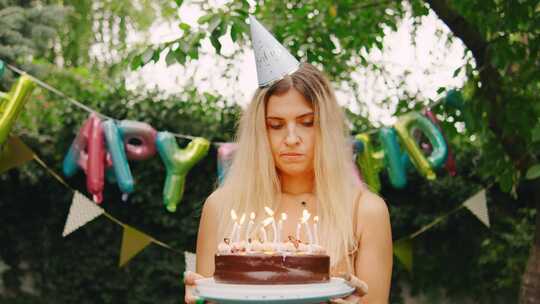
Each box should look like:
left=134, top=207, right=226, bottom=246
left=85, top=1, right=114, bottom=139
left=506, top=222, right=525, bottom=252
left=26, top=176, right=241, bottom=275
left=134, top=0, right=540, bottom=301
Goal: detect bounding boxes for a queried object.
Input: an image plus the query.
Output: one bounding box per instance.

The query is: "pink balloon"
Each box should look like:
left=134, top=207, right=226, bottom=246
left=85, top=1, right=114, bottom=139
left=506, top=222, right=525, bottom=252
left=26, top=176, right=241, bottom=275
left=118, top=120, right=158, bottom=161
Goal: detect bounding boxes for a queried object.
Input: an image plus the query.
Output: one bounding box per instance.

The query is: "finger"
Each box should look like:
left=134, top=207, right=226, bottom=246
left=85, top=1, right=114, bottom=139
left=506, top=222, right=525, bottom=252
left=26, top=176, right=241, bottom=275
left=183, top=271, right=205, bottom=285
left=348, top=276, right=368, bottom=296
left=335, top=273, right=368, bottom=296
left=184, top=294, right=200, bottom=304
left=329, top=295, right=362, bottom=304
left=329, top=298, right=353, bottom=304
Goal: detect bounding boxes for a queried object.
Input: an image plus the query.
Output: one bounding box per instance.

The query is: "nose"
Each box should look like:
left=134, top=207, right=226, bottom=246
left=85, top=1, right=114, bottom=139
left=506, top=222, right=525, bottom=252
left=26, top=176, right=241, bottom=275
left=285, top=123, right=301, bottom=146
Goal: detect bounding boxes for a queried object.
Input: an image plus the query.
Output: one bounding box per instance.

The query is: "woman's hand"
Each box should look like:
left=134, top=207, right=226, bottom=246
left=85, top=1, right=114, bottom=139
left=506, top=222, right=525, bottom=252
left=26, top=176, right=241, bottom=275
left=329, top=273, right=368, bottom=304
left=184, top=271, right=214, bottom=304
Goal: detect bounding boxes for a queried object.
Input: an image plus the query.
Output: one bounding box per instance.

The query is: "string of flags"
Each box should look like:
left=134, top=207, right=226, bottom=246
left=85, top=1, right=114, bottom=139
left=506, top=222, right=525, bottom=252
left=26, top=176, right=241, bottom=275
left=1, top=58, right=489, bottom=270
left=1, top=134, right=490, bottom=269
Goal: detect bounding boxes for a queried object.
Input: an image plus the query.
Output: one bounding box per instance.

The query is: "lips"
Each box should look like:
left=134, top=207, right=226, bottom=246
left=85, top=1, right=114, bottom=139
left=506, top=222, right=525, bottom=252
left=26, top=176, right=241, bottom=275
left=280, top=152, right=304, bottom=156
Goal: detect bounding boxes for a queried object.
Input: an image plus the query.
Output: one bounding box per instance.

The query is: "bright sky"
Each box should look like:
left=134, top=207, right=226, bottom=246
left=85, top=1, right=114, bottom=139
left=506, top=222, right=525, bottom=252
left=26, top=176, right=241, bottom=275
left=125, top=2, right=467, bottom=127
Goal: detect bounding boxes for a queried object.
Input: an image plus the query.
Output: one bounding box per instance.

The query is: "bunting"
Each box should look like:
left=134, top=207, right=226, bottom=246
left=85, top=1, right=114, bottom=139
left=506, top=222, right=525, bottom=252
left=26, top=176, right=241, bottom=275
left=119, top=225, right=153, bottom=267
left=0, top=136, right=34, bottom=174
left=63, top=191, right=104, bottom=237
left=463, top=189, right=490, bottom=228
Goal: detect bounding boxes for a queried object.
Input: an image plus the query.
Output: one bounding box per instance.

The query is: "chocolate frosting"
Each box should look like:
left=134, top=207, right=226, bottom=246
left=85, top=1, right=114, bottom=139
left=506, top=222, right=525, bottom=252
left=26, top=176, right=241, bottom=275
left=214, top=253, right=330, bottom=284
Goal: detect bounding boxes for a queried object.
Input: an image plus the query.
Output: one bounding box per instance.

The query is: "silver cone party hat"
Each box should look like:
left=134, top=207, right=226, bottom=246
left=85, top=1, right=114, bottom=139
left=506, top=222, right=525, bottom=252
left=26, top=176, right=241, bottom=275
left=249, top=15, right=300, bottom=87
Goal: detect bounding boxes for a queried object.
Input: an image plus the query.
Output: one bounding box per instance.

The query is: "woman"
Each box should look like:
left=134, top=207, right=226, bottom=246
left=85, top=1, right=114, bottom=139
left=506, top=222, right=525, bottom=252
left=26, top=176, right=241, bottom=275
left=185, top=63, right=393, bottom=304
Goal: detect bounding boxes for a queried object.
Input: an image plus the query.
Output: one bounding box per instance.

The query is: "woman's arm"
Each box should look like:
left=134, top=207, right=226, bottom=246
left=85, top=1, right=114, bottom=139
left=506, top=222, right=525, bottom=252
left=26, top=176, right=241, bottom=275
left=195, top=190, right=221, bottom=277
left=355, top=191, right=393, bottom=303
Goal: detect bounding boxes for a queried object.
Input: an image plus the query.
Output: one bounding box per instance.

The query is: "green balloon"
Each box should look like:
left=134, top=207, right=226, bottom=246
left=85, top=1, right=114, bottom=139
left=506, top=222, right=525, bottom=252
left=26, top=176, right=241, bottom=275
left=156, top=132, right=210, bottom=212
left=0, top=60, right=5, bottom=79
left=355, top=133, right=384, bottom=193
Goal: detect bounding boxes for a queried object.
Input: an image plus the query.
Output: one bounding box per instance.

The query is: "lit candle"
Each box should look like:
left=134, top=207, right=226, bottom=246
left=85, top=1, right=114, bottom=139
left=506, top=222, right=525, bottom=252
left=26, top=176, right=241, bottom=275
left=236, top=213, right=246, bottom=242
left=302, top=209, right=313, bottom=245
left=296, top=222, right=301, bottom=241
left=313, top=216, right=319, bottom=245
left=264, top=206, right=278, bottom=243
left=230, top=210, right=238, bottom=241
left=277, top=213, right=287, bottom=243
left=245, top=212, right=255, bottom=241
left=259, top=226, right=268, bottom=243
left=262, top=217, right=274, bottom=244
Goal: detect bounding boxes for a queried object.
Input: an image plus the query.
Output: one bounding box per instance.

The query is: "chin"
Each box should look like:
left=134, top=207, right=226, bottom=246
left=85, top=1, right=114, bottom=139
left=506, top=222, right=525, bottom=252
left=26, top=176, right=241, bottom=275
left=277, top=164, right=311, bottom=176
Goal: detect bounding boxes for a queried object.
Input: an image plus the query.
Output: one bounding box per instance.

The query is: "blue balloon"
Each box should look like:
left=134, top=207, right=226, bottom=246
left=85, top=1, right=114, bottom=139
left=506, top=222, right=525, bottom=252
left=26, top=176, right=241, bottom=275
left=379, top=127, right=408, bottom=188
left=102, top=120, right=134, bottom=194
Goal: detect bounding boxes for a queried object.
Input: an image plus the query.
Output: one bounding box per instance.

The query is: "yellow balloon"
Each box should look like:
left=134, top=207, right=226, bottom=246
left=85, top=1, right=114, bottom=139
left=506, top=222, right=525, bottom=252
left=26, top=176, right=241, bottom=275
left=0, top=76, right=35, bottom=148
left=394, top=112, right=436, bottom=180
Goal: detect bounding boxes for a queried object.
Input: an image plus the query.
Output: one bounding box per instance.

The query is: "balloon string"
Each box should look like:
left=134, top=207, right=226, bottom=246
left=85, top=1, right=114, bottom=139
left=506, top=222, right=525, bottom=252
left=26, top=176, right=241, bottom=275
left=31, top=149, right=183, bottom=254
left=6, top=62, right=445, bottom=140
left=5, top=63, right=226, bottom=145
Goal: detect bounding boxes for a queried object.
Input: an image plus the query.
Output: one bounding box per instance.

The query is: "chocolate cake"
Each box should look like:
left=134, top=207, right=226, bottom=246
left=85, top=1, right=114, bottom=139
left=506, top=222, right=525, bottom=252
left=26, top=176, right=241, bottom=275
left=214, top=253, right=330, bottom=284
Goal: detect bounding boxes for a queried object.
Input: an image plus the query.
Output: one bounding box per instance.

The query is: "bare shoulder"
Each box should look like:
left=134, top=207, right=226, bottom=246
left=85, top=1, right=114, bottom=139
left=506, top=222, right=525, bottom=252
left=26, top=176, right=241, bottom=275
left=355, top=189, right=391, bottom=235
left=203, top=187, right=226, bottom=212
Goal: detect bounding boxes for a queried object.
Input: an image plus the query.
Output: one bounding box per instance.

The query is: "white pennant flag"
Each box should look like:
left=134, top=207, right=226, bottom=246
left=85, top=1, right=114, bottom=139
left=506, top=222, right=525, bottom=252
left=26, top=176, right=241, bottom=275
left=63, top=191, right=104, bottom=237
left=464, top=189, right=490, bottom=228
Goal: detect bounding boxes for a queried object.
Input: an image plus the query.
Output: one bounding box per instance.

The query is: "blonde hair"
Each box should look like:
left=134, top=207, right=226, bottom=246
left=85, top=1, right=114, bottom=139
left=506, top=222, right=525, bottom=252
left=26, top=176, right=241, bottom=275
left=217, top=63, right=359, bottom=269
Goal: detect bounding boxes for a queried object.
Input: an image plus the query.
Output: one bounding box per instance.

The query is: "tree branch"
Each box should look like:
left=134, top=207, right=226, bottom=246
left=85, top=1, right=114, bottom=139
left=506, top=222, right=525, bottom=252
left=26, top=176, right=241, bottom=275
left=425, top=0, right=531, bottom=171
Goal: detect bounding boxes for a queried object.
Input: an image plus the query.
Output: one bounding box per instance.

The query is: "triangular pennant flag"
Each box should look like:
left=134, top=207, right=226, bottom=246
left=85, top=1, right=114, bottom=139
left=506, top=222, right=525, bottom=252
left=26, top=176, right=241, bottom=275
left=393, top=238, right=413, bottom=273
left=0, top=136, right=34, bottom=174
left=464, top=189, right=490, bottom=227
left=63, top=191, right=104, bottom=237
left=119, top=225, right=152, bottom=267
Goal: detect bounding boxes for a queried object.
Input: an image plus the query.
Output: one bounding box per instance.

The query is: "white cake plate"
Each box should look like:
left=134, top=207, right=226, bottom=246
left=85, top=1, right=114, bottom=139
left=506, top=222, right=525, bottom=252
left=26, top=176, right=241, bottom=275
left=194, top=277, right=355, bottom=304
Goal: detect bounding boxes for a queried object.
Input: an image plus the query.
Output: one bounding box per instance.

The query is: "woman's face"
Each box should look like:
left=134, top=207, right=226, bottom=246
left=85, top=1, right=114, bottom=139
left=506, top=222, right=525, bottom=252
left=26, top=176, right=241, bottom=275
left=266, top=88, right=316, bottom=177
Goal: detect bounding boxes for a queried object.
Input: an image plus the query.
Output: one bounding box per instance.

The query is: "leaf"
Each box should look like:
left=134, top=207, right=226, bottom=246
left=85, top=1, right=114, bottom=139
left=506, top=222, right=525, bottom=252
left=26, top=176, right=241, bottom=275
left=165, top=50, right=176, bottom=66
left=197, top=14, right=213, bottom=25
left=436, top=87, right=446, bottom=94
left=130, top=54, right=142, bottom=70
left=525, top=164, right=540, bottom=180
left=499, top=170, right=513, bottom=192
left=453, top=66, right=462, bottom=78
left=532, top=122, right=540, bottom=142
left=179, top=22, right=190, bottom=31
left=175, top=0, right=184, bottom=7
left=230, top=22, right=240, bottom=42
left=210, top=34, right=222, bottom=54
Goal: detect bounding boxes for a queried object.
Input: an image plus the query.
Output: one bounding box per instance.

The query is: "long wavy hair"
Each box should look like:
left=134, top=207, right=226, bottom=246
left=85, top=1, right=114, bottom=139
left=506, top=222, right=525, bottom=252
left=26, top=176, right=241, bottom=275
left=216, top=63, right=359, bottom=268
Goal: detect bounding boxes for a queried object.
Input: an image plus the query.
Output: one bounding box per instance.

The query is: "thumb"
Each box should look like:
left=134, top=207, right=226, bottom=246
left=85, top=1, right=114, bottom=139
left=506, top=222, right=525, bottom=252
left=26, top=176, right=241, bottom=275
left=183, top=271, right=205, bottom=285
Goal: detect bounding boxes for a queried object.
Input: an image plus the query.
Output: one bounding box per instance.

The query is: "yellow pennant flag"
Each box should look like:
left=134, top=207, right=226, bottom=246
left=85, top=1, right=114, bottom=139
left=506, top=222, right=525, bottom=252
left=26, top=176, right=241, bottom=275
left=393, top=238, right=413, bottom=273
left=0, top=136, right=34, bottom=174
left=119, top=225, right=152, bottom=267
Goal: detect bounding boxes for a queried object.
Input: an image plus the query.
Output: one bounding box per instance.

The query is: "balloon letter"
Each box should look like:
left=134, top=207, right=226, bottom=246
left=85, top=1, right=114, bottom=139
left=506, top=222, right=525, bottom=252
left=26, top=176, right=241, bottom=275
left=424, top=109, right=457, bottom=176
left=394, top=112, right=447, bottom=180
left=379, top=127, right=409, bottom=188
left=103, top=120, right=134, bottom=193
left=0, top=76, right=35, bottom=148
left=156, top=132, right=210, bottom=212
left=118, top=120, right=157, bottom=161
left=354, top=133, right=384, bottom=193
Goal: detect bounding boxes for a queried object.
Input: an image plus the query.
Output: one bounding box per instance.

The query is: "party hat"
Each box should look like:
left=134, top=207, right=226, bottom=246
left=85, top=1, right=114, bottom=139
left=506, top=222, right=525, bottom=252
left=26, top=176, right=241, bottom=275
left=249, top=15, right=300, bottom=87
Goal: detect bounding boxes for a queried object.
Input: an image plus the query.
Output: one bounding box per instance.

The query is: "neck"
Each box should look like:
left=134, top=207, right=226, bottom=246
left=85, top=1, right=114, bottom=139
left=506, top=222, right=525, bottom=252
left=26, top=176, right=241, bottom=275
left=279, top=171, right=315, bottom=195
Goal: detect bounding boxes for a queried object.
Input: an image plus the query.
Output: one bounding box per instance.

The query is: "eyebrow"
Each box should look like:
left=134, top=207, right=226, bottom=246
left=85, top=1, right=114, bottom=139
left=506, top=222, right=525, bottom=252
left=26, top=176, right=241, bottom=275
left=266, top=112, right=314, bottom=120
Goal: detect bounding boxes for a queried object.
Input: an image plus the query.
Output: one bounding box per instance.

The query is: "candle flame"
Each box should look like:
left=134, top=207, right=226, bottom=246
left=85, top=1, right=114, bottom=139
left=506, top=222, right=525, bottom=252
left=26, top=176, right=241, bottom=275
left=239, top=213, right=246, bottom=225
left=264, top=206, right=274, bottom=216
left=281, top=213, right=287, bottom=221
left=314, top=216, right=319, bottom=222
left=262, top=217, right=273, bottom=227
left=250, top=212, right=256, bottom=220
left=230, top=209, right=238, bottom=221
